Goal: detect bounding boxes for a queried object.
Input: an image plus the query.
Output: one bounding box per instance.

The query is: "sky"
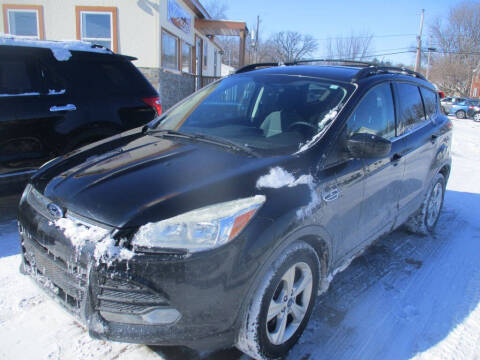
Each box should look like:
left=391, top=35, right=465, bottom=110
left=220, top=0, right=461, bottom=66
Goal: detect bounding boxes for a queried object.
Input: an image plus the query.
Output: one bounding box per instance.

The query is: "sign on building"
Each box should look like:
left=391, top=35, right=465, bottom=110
left=167, top=0, right=191, bottom=34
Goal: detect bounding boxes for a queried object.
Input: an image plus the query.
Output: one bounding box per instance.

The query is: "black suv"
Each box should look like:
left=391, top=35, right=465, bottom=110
left=0, top=39, right=160, bottom=192
left=17, top=61, right=452, bottom=360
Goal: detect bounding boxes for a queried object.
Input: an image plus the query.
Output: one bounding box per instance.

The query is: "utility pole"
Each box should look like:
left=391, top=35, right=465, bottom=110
left=253, top=15, right=260, bottom=63
left=415, top=9, right=425, bottom=72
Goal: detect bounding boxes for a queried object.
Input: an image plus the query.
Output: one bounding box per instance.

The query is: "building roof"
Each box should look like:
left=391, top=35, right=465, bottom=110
left=183, top=0, right=211, bottom=19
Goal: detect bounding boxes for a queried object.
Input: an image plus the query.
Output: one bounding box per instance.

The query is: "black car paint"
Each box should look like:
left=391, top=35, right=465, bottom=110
left=0, top=45, right=157, bottom=191
left=17, top=65, right=452, bottom=350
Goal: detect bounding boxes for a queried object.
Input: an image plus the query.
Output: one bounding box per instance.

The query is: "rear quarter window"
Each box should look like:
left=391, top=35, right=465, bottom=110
left=420, top=87, right=438, bottom=121
left=59, top=58, right=155, bottom=96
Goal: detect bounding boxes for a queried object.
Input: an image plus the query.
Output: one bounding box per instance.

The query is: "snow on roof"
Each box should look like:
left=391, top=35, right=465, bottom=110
left=0, top=34, right=112, bottom=61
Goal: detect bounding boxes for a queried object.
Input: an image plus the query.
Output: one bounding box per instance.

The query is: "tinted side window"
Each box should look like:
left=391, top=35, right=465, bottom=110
left=60, top=60, right=153, bottom=96
left=0, top=57, right=41, bottom=95
left=396, top=83, right=426, bottom=135
left=346, top=82, right=395, bottom=139
left=420, top=87, right=438, bottom=121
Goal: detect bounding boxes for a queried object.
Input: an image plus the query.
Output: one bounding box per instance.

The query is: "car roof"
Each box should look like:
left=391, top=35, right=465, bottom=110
left=237, top=64, right=434, bottom=89
left=243, top=64, right=361, bottom=83
left=0, top=35, right=136, bottom=61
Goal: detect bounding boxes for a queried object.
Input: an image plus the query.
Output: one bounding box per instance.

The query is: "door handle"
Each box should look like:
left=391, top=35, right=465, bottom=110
left=323, top=187, right=339, bottom=202
left=50, top=104, right=77, bottom=112
left=391, top=153, right=403, bottom=165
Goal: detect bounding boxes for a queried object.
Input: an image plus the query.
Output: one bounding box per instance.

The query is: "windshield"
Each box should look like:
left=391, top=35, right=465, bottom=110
left=152, top=74, right=354, bottom=155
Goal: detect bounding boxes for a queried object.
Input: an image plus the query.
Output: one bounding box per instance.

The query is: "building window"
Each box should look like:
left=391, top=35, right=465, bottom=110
left=474, top=88, right=478, bottom=97
left=182, top=42, right=193, bottom=73
left=203, top=41, right=208, bottom=68
left=3, top=5, right=44, bottom=39
left=76, top=7, right=118, bottom=52
left=162, top=30, right=179, bottom=70
left=214, top=49, right=218, bottom=76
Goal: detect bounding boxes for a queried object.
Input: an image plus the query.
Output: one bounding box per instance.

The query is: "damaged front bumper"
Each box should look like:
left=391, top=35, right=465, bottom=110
left=17, top=196, right=262, bottom=351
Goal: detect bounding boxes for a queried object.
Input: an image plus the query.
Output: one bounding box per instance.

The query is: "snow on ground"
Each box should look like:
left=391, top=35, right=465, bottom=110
left=0, top=117, right=479, bottom=359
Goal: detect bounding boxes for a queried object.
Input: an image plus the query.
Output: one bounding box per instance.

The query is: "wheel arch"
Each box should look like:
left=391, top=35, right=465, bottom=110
left=235, top=224, right=333, bottom=338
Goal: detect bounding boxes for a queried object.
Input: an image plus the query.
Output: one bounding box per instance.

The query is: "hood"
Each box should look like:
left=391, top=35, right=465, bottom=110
left=32, top=129, right=292, bottom=228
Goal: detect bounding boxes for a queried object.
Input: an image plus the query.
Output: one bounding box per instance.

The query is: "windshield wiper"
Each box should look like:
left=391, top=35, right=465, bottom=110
left=192, top=133, right=259, bottom=157
left=149, top=129, right=259, bottom=157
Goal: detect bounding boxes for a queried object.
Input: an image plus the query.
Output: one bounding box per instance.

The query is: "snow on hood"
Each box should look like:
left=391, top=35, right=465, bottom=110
left=256, top=167, right=320, bottom=218
left=52, top=217, right=135, bottom=266
left=0, top=34, right=111, bottom=61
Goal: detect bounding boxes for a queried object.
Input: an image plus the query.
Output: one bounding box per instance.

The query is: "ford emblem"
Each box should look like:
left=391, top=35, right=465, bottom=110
left=47, top=203, right=63, bottom=219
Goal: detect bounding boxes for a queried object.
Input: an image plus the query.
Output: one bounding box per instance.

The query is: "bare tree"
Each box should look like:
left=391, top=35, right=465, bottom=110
left=429, top=2, right=480, bottom=96
left=325, top=32, right=374, bottom=60
left=202, top=0, right=228, bottom=19
left=266, top=31, right=318, bottom=62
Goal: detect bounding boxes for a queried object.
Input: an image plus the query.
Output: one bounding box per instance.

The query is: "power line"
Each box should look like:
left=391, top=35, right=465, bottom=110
left=315, top=33, right=417, bottom=41
left=361, top=50, right=415, bottom=58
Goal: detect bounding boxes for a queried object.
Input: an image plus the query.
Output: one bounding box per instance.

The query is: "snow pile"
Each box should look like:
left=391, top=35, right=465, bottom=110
left=296, top=108, right=339, bottom=153
left=256, top=167, right=319, bottom=218
left=0, top=34, right=111, bottom=61
left=52, top=217, right=134, bottom=267
left=54, top=218, right=108, bottom=252
left=48, top=89, right=66, bottom=95
left=94, top=238, right=135, bottom=267
left=256, top=167, right=312, bottom=189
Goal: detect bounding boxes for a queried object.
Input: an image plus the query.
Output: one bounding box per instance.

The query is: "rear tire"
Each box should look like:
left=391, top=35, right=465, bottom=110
left=405, top=173, right=445, bottom=235
left=456, top=110, right=466, bottom=119
left=236, top=242, right=320, bottom=360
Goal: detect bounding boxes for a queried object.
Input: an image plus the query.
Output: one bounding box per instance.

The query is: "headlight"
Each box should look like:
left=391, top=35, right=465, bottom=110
left=132, top=195, right=266, bottom=252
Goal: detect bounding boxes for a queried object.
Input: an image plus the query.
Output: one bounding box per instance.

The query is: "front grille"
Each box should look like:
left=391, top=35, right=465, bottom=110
left=22, top=236, right=87, bottom=314
left=97, top=277, right=168, bottom=315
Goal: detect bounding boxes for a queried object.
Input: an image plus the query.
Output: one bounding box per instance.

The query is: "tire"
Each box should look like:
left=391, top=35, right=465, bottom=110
left=474, top=113, right=480, bottom=122
left=405, top=173, right=445, bottom=235
left=236, top=242, right=320, bottom=360
left=456, top=110, right=466, bottom=119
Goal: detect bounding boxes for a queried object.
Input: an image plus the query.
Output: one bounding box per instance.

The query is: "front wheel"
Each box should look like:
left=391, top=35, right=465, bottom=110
left=456, top=110, right=466, bottom=119
left=236, top=242, right=320, bottom=360
left=473, top=113, right=480, bottom=122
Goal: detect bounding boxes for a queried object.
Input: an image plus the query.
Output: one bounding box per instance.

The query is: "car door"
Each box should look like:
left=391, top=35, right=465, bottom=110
left=346, top=82, right=404, bottom=244
left=393, top=83, right=438, bottom=220
left=0, top=48, right=49, bottom=177
left=317, top=134, right=365, bottom=261
left=11, top=49, right=77, bottom=169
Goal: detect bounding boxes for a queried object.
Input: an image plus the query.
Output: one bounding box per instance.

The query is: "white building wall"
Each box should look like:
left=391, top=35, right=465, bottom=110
left=0, top=0, right=221, bottom=71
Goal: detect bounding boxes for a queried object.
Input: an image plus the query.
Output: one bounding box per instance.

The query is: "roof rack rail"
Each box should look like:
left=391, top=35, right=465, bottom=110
left=286, top=58, right=374, bottom=66
left=353, top=65, right=426, bottom=81
left=235, top=62, right=280, bottom=74
left=234, top=60, right=427, bottom=82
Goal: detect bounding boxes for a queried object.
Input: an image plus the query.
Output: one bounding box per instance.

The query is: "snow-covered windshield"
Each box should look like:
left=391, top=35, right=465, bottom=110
left=152, top=74, right=354, bottom=155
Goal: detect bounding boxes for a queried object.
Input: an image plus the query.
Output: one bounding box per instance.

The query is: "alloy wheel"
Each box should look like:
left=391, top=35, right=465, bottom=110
left=456, top=110, right=466, bottom=119
left=426, top=182, right=443, bottom=228
left=266, top=262, right=313, bottom=345
left=474, top=113, right=480, bottom=122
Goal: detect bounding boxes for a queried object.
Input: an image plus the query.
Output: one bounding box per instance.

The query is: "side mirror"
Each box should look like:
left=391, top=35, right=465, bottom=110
left=345, top=133, right=392, bottom=158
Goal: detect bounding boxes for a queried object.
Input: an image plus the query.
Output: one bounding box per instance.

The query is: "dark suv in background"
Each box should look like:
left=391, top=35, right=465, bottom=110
left=0, top=38, right=160, bottom=192
left=18, top=60, right=451, bottom=359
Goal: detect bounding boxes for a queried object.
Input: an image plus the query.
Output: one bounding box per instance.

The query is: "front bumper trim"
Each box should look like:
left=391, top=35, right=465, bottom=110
left=100, top=307, right=181, bottom=325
